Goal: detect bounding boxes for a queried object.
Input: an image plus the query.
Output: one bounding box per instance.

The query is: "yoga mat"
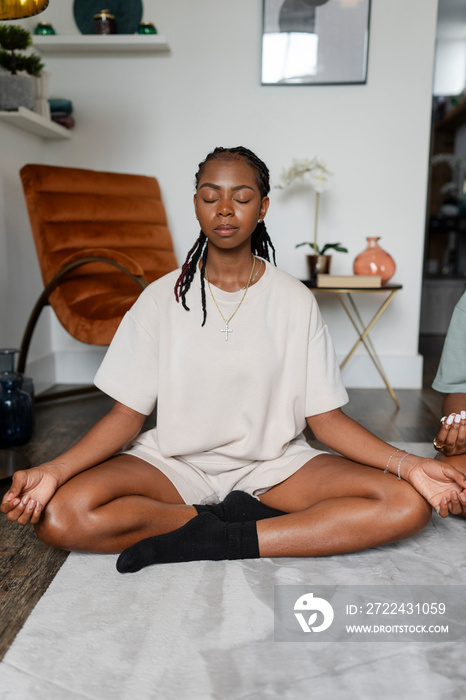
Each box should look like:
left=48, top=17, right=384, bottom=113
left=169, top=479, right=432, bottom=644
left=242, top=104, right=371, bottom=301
left=1, top=444, right=466, bottom=699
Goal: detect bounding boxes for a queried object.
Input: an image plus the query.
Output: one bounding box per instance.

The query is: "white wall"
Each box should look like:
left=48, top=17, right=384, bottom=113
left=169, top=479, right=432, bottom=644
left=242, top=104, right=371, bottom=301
left=433, top=39, right=466, bottom=95
left=0, top=0, right=439, bottom=389
left=433, top=0, right=466, bottom=96
left=0, top=117, right=58, bottom=391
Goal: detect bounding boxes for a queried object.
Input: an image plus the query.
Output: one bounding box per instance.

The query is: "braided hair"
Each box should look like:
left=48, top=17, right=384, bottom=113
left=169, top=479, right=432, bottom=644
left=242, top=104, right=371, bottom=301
left=174, top=146, right=277, bottom=326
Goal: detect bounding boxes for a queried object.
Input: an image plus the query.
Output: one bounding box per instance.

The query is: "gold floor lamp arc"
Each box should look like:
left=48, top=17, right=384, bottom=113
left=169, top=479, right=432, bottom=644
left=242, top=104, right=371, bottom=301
left=0, top=1, right=49, bottom=21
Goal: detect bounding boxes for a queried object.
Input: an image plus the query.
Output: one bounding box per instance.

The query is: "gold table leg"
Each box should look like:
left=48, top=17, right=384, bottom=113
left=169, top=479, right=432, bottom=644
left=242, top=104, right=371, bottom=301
left=334, top=290, right=400, bottom=408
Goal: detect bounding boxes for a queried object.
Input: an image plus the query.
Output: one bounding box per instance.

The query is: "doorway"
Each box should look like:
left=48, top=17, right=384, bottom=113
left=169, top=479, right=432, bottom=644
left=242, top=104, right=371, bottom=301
left=419, top=0, right=466, bottom=386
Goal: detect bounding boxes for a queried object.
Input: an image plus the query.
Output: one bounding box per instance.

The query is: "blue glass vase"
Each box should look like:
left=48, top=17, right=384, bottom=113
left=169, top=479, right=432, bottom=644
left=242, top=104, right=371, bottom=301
left=0, top=371, right=34, bottom=447
left=0, top=348, right=34, bottom=398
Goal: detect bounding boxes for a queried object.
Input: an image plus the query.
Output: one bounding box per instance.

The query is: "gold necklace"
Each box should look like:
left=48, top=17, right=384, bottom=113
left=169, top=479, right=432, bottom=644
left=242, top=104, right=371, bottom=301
left=204, top=255, right=256, bottom=341
left=241, top=258, right=263, bottom=289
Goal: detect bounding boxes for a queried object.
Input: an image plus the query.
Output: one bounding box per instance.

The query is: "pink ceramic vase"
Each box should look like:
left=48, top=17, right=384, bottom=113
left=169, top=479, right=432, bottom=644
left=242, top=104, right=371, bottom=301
left=353, top=237, right=396, bottom=283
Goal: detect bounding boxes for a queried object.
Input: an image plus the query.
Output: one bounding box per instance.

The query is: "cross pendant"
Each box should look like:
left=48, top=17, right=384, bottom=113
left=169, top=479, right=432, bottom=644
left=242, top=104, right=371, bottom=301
left=221, top=321, right=232, bottom=341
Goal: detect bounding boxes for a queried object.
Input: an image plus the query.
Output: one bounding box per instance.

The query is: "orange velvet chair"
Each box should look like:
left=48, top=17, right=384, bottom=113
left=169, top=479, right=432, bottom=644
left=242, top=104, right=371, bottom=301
left=18, top=164, right=178, bottom=395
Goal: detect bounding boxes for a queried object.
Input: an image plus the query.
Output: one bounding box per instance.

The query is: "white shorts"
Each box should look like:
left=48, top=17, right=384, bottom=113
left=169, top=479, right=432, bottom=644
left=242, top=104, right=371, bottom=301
left=122, top=428, right=328, bottom=504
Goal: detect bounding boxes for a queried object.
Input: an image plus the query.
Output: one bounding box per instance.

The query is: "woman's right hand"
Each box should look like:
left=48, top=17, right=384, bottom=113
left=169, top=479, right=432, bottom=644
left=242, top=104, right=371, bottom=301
left=0, top=465, right=60, bottom=525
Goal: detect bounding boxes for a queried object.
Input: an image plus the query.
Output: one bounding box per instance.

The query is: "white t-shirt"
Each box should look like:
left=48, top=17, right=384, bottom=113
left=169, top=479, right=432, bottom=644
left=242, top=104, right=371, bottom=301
left=94, top=261, right=348, bottom=467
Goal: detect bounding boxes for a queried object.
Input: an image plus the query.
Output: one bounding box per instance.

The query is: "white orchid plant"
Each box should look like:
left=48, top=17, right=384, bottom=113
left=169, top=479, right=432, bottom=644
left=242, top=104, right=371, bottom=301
left=277, top=157, right=348, bottom=256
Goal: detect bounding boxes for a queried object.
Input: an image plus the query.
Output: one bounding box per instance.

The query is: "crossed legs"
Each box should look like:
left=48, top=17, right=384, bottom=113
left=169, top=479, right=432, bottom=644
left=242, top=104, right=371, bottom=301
left=35, top=455, right=197, bottom=553
left=35, top=453, right=432, bottom=559
left=256, top=454, right=432, bottom=556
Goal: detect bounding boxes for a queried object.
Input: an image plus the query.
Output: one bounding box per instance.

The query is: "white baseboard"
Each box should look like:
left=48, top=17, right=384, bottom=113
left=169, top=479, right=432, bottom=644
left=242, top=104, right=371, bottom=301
left=338, top=353, right=423, bottom=389
left=27, top=350, right=424, bottom=393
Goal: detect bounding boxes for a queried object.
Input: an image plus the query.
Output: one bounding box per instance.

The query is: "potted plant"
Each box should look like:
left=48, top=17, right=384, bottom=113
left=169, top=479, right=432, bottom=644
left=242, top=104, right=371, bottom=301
left=277, top=157, right=348, bottom=281
left=295, top=240, right=348, bottom=277
left=0, top=24, right=44, bottom=111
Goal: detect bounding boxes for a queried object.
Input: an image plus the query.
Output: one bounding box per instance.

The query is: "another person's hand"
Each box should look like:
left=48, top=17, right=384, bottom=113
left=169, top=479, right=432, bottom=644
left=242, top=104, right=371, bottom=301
left=405, top=456, right=466, bottom=517
left=433, top=412, right=466, bottom=456
left=437, top=488, right=466, bottom=518
left=0, top=465, right=60, bottom=525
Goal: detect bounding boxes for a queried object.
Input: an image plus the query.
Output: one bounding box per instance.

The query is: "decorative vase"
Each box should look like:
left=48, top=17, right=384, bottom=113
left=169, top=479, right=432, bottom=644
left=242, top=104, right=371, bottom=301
left=0, top=348, right=34, bottom=398
left=138, top=22, right=157, bottom=34
left=307, top=254, right=331, bottom=285
left=0, top=74, right=34, bottom=111
left=0, top=371, right=34, bottom=447
left=353, top=237, right=396, bottom=283
left=34, top=22, right=56, bottom=35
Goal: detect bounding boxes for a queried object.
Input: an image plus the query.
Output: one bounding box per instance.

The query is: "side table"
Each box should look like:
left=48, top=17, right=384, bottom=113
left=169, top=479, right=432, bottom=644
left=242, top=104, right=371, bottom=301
left=303, top=282, right=403, bottom=408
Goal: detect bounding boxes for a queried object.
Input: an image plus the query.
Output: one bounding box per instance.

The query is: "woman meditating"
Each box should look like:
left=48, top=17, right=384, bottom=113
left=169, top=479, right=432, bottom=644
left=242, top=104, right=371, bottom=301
left=2, top=146, right=466, bottom=573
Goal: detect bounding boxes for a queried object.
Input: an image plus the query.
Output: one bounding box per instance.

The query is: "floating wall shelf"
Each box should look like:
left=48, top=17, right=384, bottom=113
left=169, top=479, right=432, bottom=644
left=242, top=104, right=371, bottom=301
left=33, top=34, right=170, bottom=54
left=0, top=107, right=72, bottom=140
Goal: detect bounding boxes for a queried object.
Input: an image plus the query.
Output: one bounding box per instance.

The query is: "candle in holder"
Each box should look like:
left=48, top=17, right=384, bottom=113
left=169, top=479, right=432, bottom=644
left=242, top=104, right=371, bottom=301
left=94, top=9, right=115, bottom=35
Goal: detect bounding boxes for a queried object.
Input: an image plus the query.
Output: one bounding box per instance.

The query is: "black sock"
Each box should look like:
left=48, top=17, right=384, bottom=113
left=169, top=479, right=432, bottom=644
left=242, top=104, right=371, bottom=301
left=116, top=512, right=260, bottom=573
left=194, top=490, right=286, bottom=522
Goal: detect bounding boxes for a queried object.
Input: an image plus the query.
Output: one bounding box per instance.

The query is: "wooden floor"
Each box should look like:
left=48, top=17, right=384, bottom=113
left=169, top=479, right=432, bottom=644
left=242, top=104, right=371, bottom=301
left=0, top=336, right=445, bottom=661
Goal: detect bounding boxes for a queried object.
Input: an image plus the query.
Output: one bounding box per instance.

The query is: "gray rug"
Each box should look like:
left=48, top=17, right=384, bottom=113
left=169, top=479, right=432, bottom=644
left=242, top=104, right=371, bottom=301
left=1, top=444, right=465, bottom=700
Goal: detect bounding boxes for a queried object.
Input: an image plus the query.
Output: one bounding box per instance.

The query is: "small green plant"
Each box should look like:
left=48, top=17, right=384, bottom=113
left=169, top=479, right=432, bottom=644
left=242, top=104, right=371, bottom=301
left=0, top=24, right=44, bottom=76
left=295, top=241, right=348, bottom=256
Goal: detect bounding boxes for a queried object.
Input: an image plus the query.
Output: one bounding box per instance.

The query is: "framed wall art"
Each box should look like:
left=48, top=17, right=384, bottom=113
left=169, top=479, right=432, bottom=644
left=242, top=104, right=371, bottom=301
left=261, top=0, right=371, bottom=86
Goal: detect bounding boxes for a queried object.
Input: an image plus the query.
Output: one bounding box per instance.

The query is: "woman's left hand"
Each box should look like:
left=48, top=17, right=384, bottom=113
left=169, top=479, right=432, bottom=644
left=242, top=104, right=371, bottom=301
left=405, top=457, right=466, bottom=518
left=433, top=412, right=466, bottom=456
